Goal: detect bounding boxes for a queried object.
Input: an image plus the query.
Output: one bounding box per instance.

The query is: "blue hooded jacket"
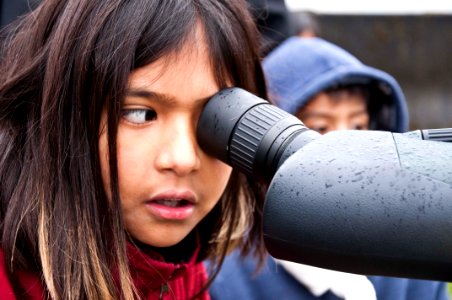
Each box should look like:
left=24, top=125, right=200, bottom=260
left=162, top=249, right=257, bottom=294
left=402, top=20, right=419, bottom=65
left=263, top=36, right=409, bottom=132
left=209, top=250, right=449, bottom=300
left=208, top=38, right=449, bottom=300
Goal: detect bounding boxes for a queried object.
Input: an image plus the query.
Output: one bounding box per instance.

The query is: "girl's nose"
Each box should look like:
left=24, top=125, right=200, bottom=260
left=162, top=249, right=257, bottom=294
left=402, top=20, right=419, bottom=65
left=154, top=123, right=201, bottom=176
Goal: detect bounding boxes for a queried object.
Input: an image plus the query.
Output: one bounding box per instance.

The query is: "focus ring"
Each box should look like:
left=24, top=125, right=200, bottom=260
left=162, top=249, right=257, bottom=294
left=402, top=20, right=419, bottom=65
left=422, top=128, right=452, bottom=142
left=229, top=104, right=290, bottom=174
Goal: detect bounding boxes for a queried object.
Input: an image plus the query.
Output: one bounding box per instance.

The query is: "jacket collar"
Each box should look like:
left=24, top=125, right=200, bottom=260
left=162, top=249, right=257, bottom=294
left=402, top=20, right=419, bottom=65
left=126, top=241, right=201, bottom=293
left=276, top=259, right=376, bottom=300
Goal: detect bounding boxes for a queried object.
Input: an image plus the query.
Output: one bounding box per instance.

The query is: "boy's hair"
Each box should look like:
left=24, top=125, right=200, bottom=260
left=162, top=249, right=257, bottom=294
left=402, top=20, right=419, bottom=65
left=320, top=84, right=370, bottom=104
left=0, top=1, right=267, bottom=299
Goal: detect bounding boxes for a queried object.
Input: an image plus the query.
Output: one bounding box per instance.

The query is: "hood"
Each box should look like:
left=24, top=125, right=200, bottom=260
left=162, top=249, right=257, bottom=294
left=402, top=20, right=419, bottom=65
left=263, top=37, right=409, bottom=132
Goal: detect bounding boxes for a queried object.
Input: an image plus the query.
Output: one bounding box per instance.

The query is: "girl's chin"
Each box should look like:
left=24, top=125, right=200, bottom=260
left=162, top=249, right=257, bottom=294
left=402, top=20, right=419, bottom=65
left=125, top=214, right=201, bottom=249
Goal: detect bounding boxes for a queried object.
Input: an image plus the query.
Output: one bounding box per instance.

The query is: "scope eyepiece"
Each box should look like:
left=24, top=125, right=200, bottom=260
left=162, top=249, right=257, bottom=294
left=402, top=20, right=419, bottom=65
left=197, top=88, right=316, bottom=179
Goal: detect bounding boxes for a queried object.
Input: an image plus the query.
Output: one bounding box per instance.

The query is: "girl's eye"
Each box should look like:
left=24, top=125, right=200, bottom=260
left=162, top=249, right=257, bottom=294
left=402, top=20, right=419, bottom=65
left=122, top=108, right=157, bottom=124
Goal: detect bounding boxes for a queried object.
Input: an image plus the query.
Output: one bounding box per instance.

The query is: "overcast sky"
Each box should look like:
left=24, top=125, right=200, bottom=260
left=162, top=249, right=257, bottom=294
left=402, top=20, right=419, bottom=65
left=285, top=0, right=452, bottom=14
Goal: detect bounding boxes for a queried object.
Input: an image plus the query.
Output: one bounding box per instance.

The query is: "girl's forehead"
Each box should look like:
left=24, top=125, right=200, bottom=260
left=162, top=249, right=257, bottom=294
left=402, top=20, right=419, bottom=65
left=129, top=47, right=209, bottom=88
left=125, top=32, right=219, bottom=109
left=129, top=23, right=210, bottom=84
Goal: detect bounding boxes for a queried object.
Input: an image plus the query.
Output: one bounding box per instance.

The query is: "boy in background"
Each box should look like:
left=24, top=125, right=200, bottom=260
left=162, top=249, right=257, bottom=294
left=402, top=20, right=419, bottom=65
left=265, top=36, right=408, bottom=134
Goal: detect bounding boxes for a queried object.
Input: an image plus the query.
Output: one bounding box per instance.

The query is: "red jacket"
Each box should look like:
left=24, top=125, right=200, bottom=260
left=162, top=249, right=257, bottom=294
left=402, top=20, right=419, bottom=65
left=0, top=244, right=210, bottom=299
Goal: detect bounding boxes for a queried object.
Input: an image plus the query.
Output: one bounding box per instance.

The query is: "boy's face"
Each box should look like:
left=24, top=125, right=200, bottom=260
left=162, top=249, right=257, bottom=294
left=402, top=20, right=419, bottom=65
left=98, top=27, right=232, bottom=248
left=295, top=92, right=369, bottom=134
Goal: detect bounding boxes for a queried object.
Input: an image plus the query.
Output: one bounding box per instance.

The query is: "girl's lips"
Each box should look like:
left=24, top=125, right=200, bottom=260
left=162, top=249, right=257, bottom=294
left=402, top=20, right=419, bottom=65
left=146, top=190, right=196, bottom=220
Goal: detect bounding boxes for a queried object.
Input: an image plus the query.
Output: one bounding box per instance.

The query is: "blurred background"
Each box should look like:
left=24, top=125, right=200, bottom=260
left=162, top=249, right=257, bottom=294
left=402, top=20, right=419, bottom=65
left=285, top=0, right=452, bottom=130
left=2, top=0, right=450, bottom=130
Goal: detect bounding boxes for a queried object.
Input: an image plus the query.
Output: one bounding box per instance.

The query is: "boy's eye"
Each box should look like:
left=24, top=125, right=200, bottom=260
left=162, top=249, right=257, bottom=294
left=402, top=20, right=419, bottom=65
left=313, top=127, right=328, bottom=135
left=307, top=125, right=328, bottom=134
left=352, top=123, right=369, bottom=131
left=122, top=108, right=157, bottom=124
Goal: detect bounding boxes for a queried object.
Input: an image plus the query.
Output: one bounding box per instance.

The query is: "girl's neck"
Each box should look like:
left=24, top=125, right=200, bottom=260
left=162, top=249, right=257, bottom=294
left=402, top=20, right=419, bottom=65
left=130, top=230, right=198, bottom=264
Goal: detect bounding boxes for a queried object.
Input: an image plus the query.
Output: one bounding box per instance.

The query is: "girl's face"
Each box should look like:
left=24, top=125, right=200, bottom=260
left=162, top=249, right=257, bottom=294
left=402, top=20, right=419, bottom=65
left=99, top=33, right=233, bottom=247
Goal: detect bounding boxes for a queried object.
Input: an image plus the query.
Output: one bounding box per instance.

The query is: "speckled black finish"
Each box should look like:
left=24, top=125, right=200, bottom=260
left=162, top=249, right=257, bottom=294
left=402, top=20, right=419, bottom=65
left=197, top=87, right=452, bottom=281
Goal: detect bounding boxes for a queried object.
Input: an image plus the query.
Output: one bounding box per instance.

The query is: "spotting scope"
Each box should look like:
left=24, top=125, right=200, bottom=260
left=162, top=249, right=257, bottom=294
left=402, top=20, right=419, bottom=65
left=197, top=87, right=452, bottom=281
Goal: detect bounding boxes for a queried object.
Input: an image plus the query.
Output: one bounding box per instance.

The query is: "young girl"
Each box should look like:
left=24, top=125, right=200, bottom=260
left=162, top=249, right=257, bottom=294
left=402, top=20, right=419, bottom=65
left=0, top=1, right=267, bottom=299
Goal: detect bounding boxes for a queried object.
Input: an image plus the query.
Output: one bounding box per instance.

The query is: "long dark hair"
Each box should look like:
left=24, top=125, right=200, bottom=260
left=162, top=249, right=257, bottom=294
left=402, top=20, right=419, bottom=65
left=0, top=0, right=267, bottom=299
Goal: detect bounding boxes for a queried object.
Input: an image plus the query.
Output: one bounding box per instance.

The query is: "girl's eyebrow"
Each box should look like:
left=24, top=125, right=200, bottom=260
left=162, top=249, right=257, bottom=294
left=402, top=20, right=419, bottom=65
left=125, top=89, right=177, bottom=106
left=125, top=88, right=210, bottom=107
